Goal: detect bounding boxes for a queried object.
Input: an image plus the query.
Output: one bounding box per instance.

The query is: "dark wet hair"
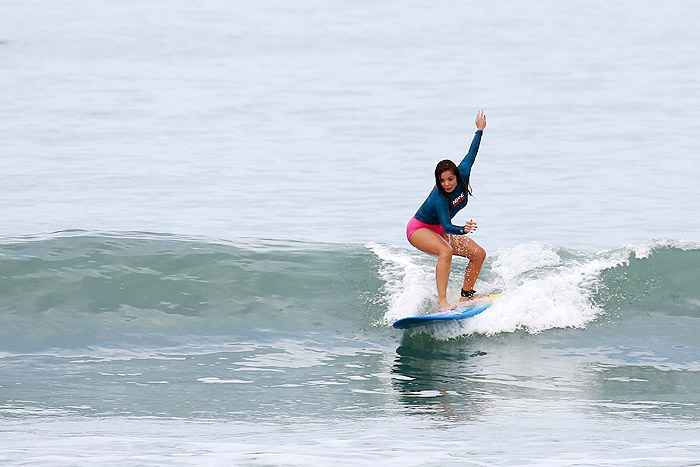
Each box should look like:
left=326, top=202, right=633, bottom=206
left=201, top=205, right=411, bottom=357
left=434, top=159, right=471, bottom=216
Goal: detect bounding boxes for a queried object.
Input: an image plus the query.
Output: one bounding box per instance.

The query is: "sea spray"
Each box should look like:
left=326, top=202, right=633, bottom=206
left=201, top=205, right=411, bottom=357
left=373, top=240, right=700, bottom=339
left=366, top=242, right=435, bottom=325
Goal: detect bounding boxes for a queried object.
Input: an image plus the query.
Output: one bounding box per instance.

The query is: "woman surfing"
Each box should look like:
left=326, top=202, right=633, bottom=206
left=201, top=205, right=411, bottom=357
left=406, top=110, right=487, bottom=311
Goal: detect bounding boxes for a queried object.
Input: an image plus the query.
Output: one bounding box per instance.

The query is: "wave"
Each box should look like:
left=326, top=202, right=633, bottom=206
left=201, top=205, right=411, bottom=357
left=0, top=230, right=383, bottom=353
left=369, top=238, right=700, bottom=339
left=0, top=230, right=698, bottom=349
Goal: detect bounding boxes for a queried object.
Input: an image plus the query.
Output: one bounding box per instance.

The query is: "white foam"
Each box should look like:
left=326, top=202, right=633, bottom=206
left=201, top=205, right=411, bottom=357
left=628, top=238, right=700, bottom=259
left=366, top=242, right=435, bottom=325
left=371, top=239, right=700, bottom=338
left=369, top=241, right=601, bottom=333
left=196, top=377, right=253, bottom=384
left=437, top=242, right=624, bottom=338
left=490, top=242, right=562, bottom=289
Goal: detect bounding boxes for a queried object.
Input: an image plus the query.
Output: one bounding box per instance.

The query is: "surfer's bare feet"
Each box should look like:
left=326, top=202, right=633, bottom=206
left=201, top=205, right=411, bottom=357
left=438, top=300, right=456, bottom=311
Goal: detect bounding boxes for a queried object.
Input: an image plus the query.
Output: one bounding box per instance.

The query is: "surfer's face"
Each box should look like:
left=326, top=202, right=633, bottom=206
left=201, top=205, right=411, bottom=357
left=439, top=170, right=458, bottom=193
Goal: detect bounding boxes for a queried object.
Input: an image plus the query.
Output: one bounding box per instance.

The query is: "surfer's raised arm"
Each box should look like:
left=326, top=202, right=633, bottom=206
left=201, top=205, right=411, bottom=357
left=459, top=110, right=487, bottom=174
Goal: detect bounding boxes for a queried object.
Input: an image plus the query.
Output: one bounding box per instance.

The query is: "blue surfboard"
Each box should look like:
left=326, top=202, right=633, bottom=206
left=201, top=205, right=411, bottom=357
left=392, top=294, right=499, bottom=330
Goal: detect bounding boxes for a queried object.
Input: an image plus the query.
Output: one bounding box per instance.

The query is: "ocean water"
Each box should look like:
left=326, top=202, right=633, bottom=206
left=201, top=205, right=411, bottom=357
left=2, top=0, right=700, bottom=465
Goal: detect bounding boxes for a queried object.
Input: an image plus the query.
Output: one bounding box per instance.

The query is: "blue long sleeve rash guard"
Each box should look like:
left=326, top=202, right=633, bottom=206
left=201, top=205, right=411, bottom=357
left=414, top=130, right=483, bottom=235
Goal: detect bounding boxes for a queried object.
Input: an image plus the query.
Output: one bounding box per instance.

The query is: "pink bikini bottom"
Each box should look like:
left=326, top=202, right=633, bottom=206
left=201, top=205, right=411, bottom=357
left=406, top=217, right=445, bottom=242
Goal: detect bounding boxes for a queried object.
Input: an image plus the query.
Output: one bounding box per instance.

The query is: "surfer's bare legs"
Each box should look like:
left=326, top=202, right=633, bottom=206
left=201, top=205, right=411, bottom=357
left=447, top=234, right=486, bottom=302
left=408, top=228, right=454, bottom=311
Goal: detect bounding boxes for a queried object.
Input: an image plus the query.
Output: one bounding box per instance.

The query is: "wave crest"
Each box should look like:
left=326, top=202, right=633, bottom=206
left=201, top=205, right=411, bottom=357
left=369, top=239, right=700, bottom=338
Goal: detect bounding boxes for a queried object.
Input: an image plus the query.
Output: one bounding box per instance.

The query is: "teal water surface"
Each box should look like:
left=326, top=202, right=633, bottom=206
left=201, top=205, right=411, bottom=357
left=2, top=233, right=699, bottom=464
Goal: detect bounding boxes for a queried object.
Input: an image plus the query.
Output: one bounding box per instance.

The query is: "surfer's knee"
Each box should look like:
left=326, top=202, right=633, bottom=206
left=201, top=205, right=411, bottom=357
left=471, top=244, right=486, bottom=264
left=477, top=245, right=486, bottom=262
left=437, top=244, right=453, bottom=263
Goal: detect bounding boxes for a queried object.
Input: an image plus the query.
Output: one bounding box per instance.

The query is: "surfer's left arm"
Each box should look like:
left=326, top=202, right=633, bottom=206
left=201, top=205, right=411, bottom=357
left=436, top=199, right=468, bottom=235
left=458, top=110, right=487, bottom=174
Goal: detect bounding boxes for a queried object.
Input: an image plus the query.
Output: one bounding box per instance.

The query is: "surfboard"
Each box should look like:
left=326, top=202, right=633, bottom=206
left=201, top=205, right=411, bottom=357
left=392, top=294, right=500, bottom=330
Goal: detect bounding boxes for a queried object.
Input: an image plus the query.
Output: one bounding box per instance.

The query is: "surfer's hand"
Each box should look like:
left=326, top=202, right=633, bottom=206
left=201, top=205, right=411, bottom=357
left=475, top=110, right=486, bottom=131
left=464, top=219, right=477, bottom=234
